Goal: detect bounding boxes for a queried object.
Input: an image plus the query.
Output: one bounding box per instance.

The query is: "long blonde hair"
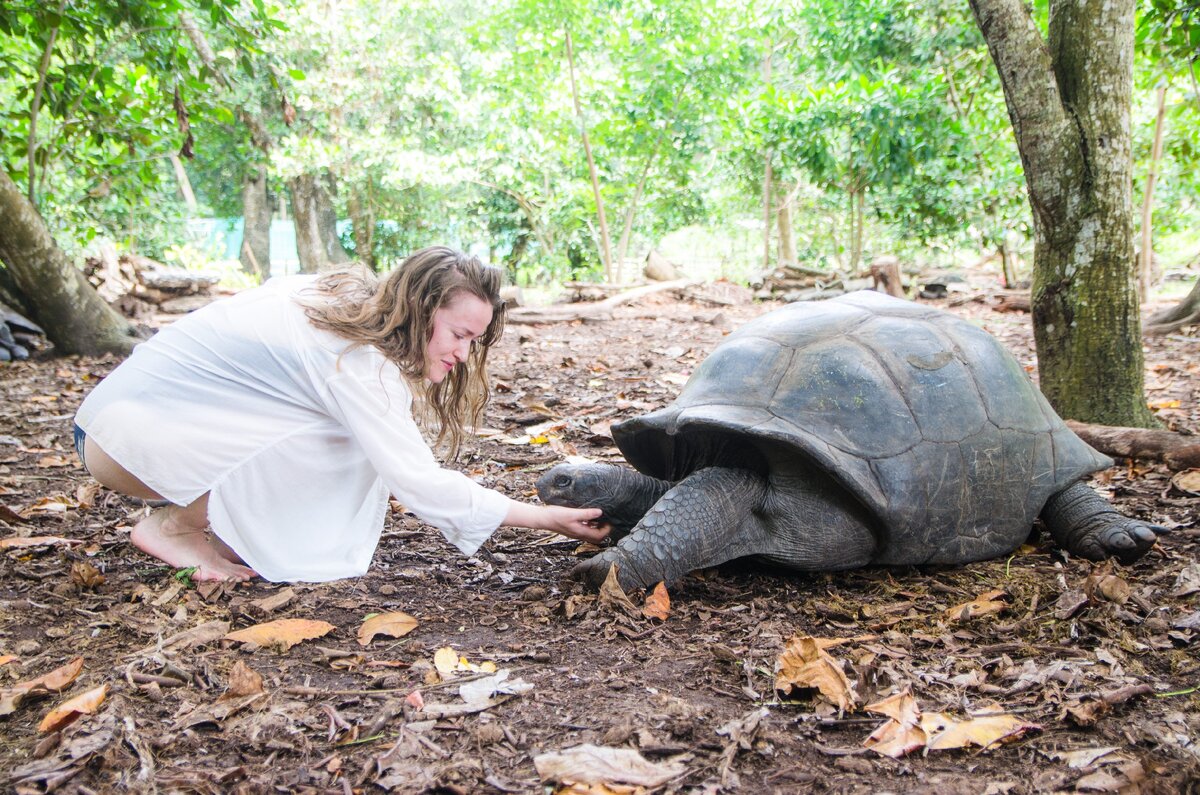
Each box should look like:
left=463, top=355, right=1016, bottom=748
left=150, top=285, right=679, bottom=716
left=301, top=246, right=506, bottom=457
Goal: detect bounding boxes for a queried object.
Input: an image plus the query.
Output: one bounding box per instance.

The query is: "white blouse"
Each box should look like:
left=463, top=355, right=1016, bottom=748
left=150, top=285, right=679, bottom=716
left=74, top=275, right=510, bottom=582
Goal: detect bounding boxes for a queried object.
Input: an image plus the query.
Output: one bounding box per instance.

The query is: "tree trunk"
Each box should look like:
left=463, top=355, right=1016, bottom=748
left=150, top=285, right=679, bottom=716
left=776, top=194, right=796, bottom=266
left=1138, top=84, right=1167, bottom=302
left=170, top=154, right=199, bottom=214
left=564, top=27, right=613, bottom=282
left=970, top=0, right=1154, bottom=427
left=346, top=188, right=375, bottom=271
left=291, top=172, right=350, bottom=273
left=239, top=165, right=271, bottom=282
left=0, top=169, right=140, bottom=355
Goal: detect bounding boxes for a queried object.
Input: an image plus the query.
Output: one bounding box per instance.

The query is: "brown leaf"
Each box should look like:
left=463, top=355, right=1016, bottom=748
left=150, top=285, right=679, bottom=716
left=1065, top=698, right=1109, bottom=727
left=774, top=635, right=858, bottom=711
left=1085, top=565, right=1130, bottom=605
left=70, top=561, right=106, bottom=590
left=218, top=661, right=264, bottom=701
left=35, top=455, right=74, bottom=469
left=0, top=655, right=17, bottom=666
left=38, top=683, right=108, bottom=733
left=224, top=618, right=335, bottom=651
left=357, top=611, right=419, bottom=646
left=1170, top=468, right=1200, bottom=496
left=920, top=710, right=1039, bottom=751
left=0, top=535, right=81, bottom=549
left=598, top=564, right=642, bottom=620
left=21, top=495, right=77, bottom=516
left=641, top=583, right=670, bottom=622
left=74, top=482, right=100, bottom=510
left=945, top=589, right=1009, bottom=621
left=863, top=690, right=925, bottom=758
left=0, top=657, right=84, bottom=716
left=0, top=502, right=27, bottom=524
left=533, top=743, right=687, bottom=788
left=250, top=587, right=296, bottom=613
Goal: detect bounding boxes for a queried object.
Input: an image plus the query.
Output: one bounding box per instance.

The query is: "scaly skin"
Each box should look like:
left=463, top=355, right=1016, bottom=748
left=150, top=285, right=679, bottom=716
left=1040, top=482, right=1164, bottom=564
left=571, top=467, right=771, bottom=590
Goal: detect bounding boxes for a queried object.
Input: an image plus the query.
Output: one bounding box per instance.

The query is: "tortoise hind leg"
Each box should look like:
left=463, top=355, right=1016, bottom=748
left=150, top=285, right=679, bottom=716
left=1041, top=482, right=1162, bottom=564
left=571, top=466, right=771, bottom=591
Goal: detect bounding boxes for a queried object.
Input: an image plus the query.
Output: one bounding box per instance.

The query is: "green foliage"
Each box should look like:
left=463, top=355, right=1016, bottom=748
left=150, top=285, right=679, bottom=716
left=6, top=0, right=1198, bottom=290
left=0, top=0, right=285, bottom=255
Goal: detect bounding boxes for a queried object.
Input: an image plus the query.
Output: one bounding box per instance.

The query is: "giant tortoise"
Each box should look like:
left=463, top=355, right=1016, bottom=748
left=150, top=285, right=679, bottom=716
left=538, top=291, right=1161, bottom=590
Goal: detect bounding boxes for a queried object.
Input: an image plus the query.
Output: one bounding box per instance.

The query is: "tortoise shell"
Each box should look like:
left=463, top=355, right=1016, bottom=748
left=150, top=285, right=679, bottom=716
left=612, top=291, right=1111, bottom=564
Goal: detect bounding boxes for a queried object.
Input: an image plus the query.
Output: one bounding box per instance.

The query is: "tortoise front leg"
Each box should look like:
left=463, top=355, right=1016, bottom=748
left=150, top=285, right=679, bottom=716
left=1041, top=482, right=1163, bottom=564
left=571, top=466, right=770, bottom=591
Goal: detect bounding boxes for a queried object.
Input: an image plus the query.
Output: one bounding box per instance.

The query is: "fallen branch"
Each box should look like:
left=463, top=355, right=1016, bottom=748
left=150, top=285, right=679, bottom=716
left=1066, top=420, right=1200, bottom=470
left=507, top=278, right=699, bottom=324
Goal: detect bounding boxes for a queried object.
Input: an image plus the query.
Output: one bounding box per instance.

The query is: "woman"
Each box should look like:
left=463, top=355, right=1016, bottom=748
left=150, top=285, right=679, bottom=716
left=74, top=246, right=606, bottom=582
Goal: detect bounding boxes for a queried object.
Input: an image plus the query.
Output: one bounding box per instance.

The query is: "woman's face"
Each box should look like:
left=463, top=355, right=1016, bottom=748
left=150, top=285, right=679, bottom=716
left=424, top=292, right=494, bottom=383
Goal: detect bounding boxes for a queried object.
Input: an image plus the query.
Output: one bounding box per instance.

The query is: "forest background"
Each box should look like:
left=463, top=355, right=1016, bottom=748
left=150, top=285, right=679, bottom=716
left=2, top=0, right=1200, bottom=419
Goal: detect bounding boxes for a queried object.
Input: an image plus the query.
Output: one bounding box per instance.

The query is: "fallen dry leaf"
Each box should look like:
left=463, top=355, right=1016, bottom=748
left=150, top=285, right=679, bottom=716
left=218, top=660, right=264, bottom=701
left=459, top=669, right=534, bottom=707
left=432, top=646, right=497, bottom=677
left=864, top=691, right=1039, bottom=757
left=945, top=589, right=1009, bottom=621
left=35, top=455, right=74, bottom=469
left=1172, top=469, right=1200, bottom=496
left=405, top=690, right=425, bottom=710
left=224, top=618, right=335, bottom=651
left=1085, top=565, right=1131, bottom=605
left=921, top=710, right=1039, bottom=751
left=534, top=743, right=687, bottom=789
left=774, top=635, right=857, bottom=712
left=38, top=683, right=108, bottom=733
left=0, top=657, right=84, bottom=716
left=357, top=611, right=419, bottom=646
left=0, top=535, right=82, bottom=549
left=74, top=482, right=100, bottom=511
left=70, top=561, right=105, bottom=590
left=0, top=503, right=27, bottom=523
left=598, top=564, right=642, bottom=621
left=21, top=494, right=77, bottom=516
left=863, top=690, right=926, bottom=758
left=0, top=655, right=17, bottom=666
left=641, top=583, right=670, bottom=621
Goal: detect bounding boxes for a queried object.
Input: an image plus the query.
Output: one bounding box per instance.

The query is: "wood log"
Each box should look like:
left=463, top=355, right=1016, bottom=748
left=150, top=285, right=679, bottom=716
left=869, top=256, right=905, bottom=299
left=992, top=291, right=1031, bottom=313
left=1066, top=420, right=1200, bottom=470
left=507, top=279, right=699, bottom=324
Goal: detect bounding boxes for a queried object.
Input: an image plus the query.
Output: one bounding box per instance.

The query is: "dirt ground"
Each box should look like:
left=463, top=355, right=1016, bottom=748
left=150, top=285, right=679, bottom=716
left=1, top=281, right=1198, bottom=794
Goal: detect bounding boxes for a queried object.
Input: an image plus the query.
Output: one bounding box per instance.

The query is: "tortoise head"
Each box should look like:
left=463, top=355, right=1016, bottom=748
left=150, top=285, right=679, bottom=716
left=536, top=462, right=671, bottom=539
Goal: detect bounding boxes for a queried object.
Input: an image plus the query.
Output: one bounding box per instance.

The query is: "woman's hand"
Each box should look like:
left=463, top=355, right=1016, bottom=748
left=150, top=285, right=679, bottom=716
left=542, top=505, right=609, bottom=544
left=503, top=501, right=609, bottom=544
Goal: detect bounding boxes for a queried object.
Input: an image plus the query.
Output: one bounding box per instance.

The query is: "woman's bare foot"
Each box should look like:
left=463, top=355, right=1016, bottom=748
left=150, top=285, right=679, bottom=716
left=131, top=506, right=257, bottom=582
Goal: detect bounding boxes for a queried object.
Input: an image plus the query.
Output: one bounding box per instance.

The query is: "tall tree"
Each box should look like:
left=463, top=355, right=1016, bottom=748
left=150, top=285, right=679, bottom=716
left=969, top=0, right=1154, bottom=426
left=0, top=169, right=139, bottom=354
left=0, top=0, right=281, bottom=352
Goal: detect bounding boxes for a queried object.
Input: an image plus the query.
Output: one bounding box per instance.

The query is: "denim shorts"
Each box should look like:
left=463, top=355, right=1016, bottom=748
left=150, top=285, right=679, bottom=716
left=73, top=423, right=87, bottom=467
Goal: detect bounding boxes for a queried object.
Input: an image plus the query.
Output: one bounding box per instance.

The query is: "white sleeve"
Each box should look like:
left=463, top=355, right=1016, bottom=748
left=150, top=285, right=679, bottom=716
left=321, top=348, right=510, bottom=557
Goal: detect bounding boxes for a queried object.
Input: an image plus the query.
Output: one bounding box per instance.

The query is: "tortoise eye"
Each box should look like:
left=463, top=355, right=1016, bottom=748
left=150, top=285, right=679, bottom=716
left=554, top=474, right=572, bottom=489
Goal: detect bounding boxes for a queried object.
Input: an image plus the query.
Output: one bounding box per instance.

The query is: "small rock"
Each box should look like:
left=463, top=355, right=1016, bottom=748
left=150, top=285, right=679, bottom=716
left=520, top=585, right=548, bottom=602
left=44, top=627, right=69, bottom=639
left=475, top=722, right=506, bottom=745
left=15, top=639, right=41, bottom=655
left=378, top=584, right=397, bottom=596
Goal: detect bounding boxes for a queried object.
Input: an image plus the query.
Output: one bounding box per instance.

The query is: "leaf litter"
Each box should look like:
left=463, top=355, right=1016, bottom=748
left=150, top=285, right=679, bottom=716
left=1, top=291, right=1198, bottom=791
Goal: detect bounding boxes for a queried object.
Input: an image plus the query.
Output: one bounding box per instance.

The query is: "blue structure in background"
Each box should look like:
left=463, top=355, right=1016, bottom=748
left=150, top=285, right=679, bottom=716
left=186, top=217, right=349, bottom=277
